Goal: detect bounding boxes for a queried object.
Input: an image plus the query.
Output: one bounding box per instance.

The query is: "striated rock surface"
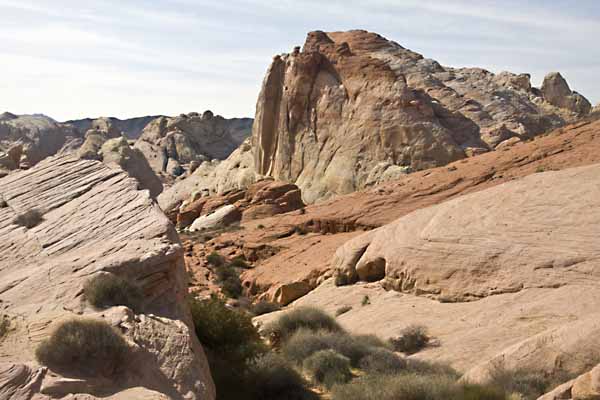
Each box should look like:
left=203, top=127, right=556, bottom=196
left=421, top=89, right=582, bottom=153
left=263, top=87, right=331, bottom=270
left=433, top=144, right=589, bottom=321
left=134, top=112, right=252, bottom=179
left=0, top=114, right=81, bottom=174
left=333, top=163, right=600, bottom=302
left=78, top=126, right=163, bottom=198
left=252, top=30, right=591, bottom=202
left=0, top=155, right=214, bottom=399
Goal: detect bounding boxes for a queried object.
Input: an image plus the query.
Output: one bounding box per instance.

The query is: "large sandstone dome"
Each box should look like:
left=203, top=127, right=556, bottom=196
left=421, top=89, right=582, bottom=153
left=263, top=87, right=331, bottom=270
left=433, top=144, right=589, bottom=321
left=252, top=30, right=591, bottom=203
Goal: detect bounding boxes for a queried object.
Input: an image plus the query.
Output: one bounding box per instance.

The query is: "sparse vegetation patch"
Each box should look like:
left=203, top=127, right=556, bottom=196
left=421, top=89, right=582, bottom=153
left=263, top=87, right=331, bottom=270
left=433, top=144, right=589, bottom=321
left=35, top=318, right=128, bottom=376
left=84, top=274, right=143, bottom=312
left=13, top=209, right=44, bottom=228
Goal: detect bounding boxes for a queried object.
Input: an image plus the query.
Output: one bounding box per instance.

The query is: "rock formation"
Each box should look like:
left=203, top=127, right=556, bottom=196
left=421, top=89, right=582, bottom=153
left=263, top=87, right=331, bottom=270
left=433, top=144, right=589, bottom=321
left=66, top=115, right=162, bottom=140
left=0, top=155, right=215, bottom=399
left=158, top=138, right=262, bottom=214
left=78, top=124, right=163, bottom=198
left=134, top=112, right=252, bottom=179
left=0, top=114, right=81, bottom=176
left=251, top=30, right=591, bottom=202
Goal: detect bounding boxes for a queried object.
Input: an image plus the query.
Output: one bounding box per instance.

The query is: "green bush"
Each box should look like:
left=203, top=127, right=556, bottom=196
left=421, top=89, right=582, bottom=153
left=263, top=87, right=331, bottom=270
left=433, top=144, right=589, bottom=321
left=389, top=325, right=430, bottom=354
left=361, top=295, right=370, bottom=306
left=263, top=307, right=343, bottom=343
left=335, top=305, right=352, bottom=316
left=359, top=348, right=406, bottom=375
left=283, top=329, right=387, bottom=367
left=35, top=319, right=128, bottom=376
left=207, top=251, right=224, bottom=267
left=303, top=349, right=352, bottom=388
left=405, top=358, right=459, bottom=378
left=331, top=373, right=506, bottom=400
left=221, top=276, right=243, bottom=298
left=13, top=209, right=44, bottom=228
left=215, top=264, right=238, bottom=282
left=230, top=256, right=250, bottom=269
left=251, top=301, right=281, bottom=316
left=188, top=295, right=264, bottom=365
left=84, top=274, right=143, bottom=312
left=247, top=353, right=316, bottom=400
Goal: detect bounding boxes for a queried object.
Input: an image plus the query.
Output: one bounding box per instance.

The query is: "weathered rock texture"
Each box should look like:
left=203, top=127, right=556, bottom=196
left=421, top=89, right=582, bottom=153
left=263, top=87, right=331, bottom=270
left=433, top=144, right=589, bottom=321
left=334, top=163, right=600, bottom=301
left=197, top=118, right=599, bottom=305
left=538, top=364, right=600, bottom=400
left=66, top=115, right=162, bottom=140
left=158, top=138, right=262, bottom=214
left=135, top=112, right=252, bottom=179
left=0, top=114, right=81, bottom=175
left=78, top=124, right=163, bottom=198
left=0, top=155, right=214, bottom=399
left=252, top=30, right=591, bottom=202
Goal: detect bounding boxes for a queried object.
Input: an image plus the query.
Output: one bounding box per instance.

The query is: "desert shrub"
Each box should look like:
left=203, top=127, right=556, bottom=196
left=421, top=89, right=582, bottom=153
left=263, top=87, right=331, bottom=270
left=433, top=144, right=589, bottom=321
left=206, top=251, right=224, bottom=267
left=334, top=272, right=350, bottom=286
left=263, top=307, right=343, bottom=342
left=303, top=349, right=352, bottom=388
left=389, top=324, right=430, bottom=354
left=84, top=274, right=143, bottom=312
left=215, top=264, right=237, bottom=282
left=335, top=305, right=352, bottom=316
left=283, top=329, right=387, bottom=367
left=35, top=319, right=128, bottom=376
left=359, top=347, right=406, bottom=375
left=13, top=209, right=44, bottom=228
left=0, top=315, right=9, bottom=338
left=221, top=276, right=243, bottom=298
left=257, top=224, right=265, bottom=229
left=405, top=358, right=459, bottom=378
left=361, top=295, right=370, bottom=306
left=247, top=353, right=316, bottom=400
left=188, top=295, right=264, bottom=365
left=251, top=301, right=281, bottom=316
left=230, top=256, right=250, bottom=269
left=331, top=373, right=505, bottom=400
left=488, top=363, right=554, bottom=399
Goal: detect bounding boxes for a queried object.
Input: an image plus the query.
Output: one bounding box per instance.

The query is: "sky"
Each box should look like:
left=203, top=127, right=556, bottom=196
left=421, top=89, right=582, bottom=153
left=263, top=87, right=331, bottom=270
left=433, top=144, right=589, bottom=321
left=1, top=0, right=599, bottom=121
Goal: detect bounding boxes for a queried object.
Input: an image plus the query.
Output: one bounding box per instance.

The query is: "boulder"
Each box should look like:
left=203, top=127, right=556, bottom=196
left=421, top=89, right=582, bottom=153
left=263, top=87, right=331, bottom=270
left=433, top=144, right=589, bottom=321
left=0, top=155, right=215, bottom=399
left=188, top=204, right=242, bottom=232
left=542, top=72, right=592, bottom=116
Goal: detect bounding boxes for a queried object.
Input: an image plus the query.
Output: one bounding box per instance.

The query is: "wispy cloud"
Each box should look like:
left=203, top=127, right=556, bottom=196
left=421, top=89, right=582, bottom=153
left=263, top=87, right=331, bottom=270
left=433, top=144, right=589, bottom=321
left=0, top=0, right=598, bottom=120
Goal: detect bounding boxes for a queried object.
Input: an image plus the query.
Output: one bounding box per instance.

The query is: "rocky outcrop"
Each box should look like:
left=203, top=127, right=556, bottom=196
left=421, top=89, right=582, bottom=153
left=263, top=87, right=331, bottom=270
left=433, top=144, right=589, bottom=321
left=537, top=364, right=600, bottom=400
left=175, top=179, right=304, bottom=231
left=78, top=126, right=163, bottom=198
left=134, top=112, right=252, bottom=179
left=158, top=138, right=262, bottom=214
left=0, top=114, right=81, bottom=175
left=541, top=72, right=592, bottom=116
left=251, top=30, right=591, bottom=202
left=334, top=163, right=600, bottom=302
left=0, top=155, right=215, bottom=399
left=66, top=115, right=162, bottom=140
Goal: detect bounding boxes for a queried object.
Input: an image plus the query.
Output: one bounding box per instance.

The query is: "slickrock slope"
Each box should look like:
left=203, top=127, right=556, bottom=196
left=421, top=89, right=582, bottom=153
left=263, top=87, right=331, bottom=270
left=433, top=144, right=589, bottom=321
left=333, top=163, right=600, bottom=301
left=0, top=156, right=215, bottom=399
left=0, top=114, right=81, bottom=176
left=252, top=160, right=600, bottom=386
left=181, top=118, right=600, bottom=306
left=135, top=112, right=252, bottom=179
left=252, top=30, right=590, bottom=202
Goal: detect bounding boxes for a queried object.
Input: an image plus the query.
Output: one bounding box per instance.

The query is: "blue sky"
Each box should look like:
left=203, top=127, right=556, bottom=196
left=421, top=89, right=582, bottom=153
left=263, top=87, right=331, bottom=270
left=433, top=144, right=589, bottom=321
left=1, top=0, right=598, bottom=121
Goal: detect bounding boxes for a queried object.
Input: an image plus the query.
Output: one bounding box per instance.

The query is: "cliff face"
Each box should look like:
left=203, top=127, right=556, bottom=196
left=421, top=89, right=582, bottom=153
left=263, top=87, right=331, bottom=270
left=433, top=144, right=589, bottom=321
left=252, top=30, right=591, bottom=203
